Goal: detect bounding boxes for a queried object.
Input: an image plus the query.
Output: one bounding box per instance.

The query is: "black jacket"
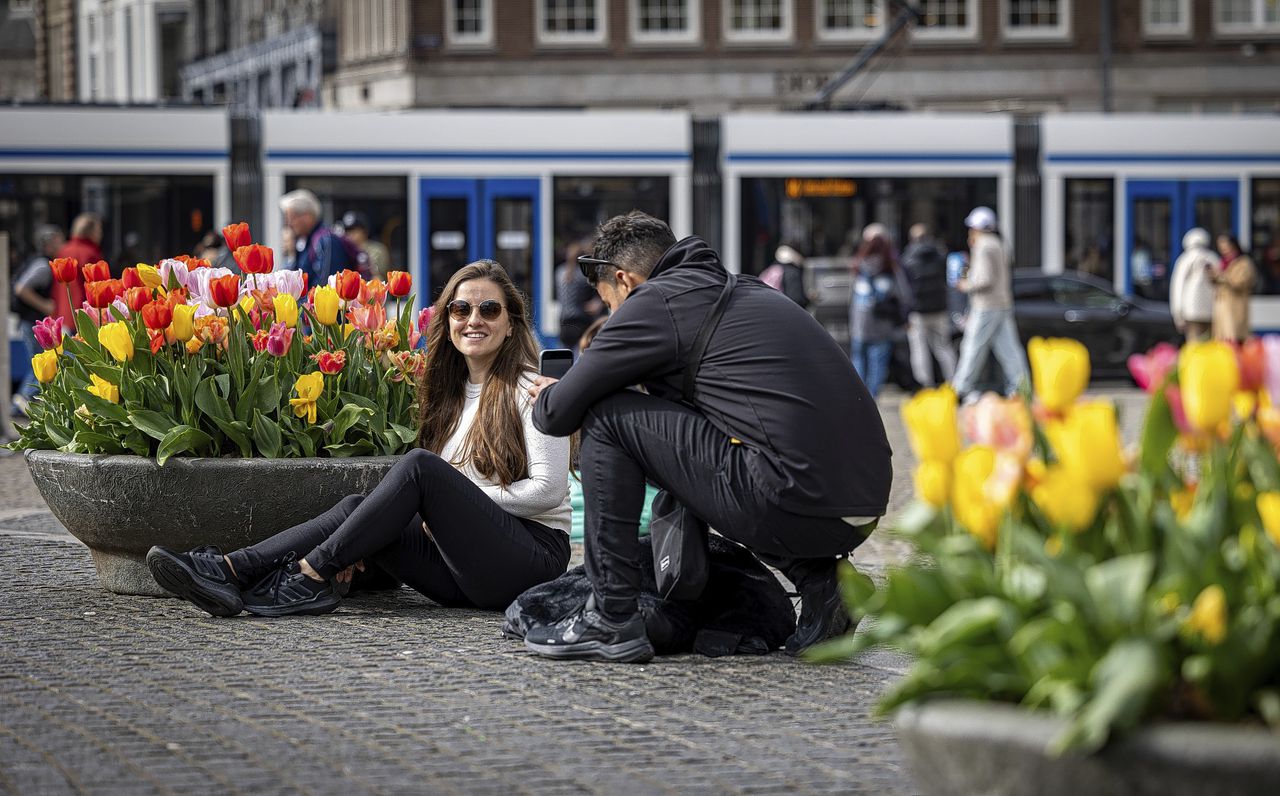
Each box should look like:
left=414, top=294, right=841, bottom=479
left=902, top=239, right=949, bottom=314
left=533, top=237, right=891, bottom=518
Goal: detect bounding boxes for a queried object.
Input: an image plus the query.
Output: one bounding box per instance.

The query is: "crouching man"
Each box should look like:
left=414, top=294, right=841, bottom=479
left=525, top=212, right=892, bottom=663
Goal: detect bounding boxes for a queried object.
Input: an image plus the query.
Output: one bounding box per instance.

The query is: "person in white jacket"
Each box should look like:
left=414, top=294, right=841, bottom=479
left=1169, top=228, right=1217, bottom=343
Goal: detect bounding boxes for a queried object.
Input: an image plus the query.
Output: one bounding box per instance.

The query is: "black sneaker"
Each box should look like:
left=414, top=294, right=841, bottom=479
left=524, top=596, right=655, bottom=663
left=784, top=567, right=854, bottom=656
left=241, top=554, right=341, bottom=617
left=146, top=545, right=245, bottom=617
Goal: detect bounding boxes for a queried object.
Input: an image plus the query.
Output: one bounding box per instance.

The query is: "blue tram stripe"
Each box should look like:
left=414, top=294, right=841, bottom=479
left=1047, top=153, right=1280, bottom=163
left=0, top=148, right=227, bottom=159
left=266, top=149, right=690, bottom=161
left=726, top=152, right=1012, bottom=163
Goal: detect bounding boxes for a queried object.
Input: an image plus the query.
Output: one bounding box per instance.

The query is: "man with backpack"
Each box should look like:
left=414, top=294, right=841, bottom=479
left=279, top=190, right=364, bottom=288
left=901, top=223, right=957, bottom=388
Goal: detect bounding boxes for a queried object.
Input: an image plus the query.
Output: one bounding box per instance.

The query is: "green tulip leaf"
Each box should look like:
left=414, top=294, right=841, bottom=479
left=324, top=440, right=376, bottom=458
left=1139, top=387, right=1177, bottom=477
left=331, top=404, right=373, bottom=441
left=252, top=411, right=283, bottom=459
left=129, top=409, right=180, bottom=441
left=1052, top=638, right=1164, bottom=755
left=156, top=425, right=212, bottom=467
left=1084, top=553, right=1155, bottom=633
left=195, top=378, right=235, bottom=423
left=74, top=310, right=100, bottom=349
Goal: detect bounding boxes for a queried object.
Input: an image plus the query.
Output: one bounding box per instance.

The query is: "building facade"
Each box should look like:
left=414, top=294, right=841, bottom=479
left=77, top=0, right=194, bottom=103
left=34, top=0, right=78, bottom=102
left=0, top=0, right=37, bottom=102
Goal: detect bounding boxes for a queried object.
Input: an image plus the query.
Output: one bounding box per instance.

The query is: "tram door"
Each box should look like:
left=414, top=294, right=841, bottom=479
left=419, top=178, right=542, bottom=334
left=1125, top=180, right=1237, bottom=300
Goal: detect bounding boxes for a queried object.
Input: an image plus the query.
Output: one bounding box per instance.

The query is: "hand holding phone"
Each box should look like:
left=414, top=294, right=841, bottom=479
left=539, top=348, right=574, bottom=380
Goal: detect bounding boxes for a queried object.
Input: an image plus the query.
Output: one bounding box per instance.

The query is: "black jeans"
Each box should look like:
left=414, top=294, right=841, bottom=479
left=226, top=449, right=571, bottom=611
left=580, top=391, right=874, bottom=619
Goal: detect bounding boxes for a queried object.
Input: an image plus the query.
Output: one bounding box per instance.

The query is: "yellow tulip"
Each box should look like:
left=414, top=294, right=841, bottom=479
left=952, top=446, right=1004, bottom=550
left=913, top=461, right=951, bottom=508
left=1031, top=465, right=1098, bottom=533
left=313, top=286, right=340, bottom=325
left=170, top=303, right=198, bottom=342
left=1179, top=341, right=1239, bottom=433
left=238, top=295, right=257, bottom=317
left=289, top=371, right=324, bottom=424
left=273, top=293, right=299, bottom=328
left=31, top=349, right=58, bottom=384
left=136, top=263, right=163, bottom=289
left=1184, top=584, right=1228, bottom=645
left=98, top=322, right=136, bottom=362
left=87, top=373, right=120, bottom=404
left=1171, top=486, right=1196, bottom=522
left=1055, top=400, right=1125, bottom=492
left=1028, top=337, right=1090, bottom=414
left=901, top=385, right=960, bottom=464
left=1257, top=491, right=1280, bottom=548
left=1234, top=390, right=1258, bottom=421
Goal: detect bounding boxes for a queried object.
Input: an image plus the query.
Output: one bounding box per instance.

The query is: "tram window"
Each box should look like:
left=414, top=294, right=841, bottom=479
left=1064, top=178, right=1114, bottom=282
left=552, top=176, right=670, bottom=262
left=1251, top=179, right=1280, bottom=295
left=427, top=198, right=471, bottom=303
left=492, top=197, right=533, bottom=299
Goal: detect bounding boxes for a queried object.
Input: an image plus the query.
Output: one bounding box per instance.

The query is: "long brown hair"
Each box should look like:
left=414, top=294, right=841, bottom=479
left=415, top=260, right=539, bottom=486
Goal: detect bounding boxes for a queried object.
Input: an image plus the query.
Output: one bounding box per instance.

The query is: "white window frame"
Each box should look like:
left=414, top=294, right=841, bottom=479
left=629, top=0, right=701, bottom=45
left=911, top=0, right=979, bottom=42
left=536, top=0, right=609, bottom=47
left=1002, top=0, right=1072, bottom=41
left=723, top=0, right=794, bottom=45
left=446, top=0, right=494, bottom=48
left=815, top=0, right=883, bottom=43
left=1214, top=0, right=1280, bottom=36
left=1142, top=0, right=1191, bottom=37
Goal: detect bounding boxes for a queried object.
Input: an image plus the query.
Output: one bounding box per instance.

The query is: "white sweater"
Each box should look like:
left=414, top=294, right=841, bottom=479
left=438, top=375, right=572, bottom=533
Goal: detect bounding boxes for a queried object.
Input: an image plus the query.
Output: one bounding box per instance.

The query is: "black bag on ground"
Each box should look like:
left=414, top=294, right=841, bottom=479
left=649, top=489, right=710, bottom=601
left=503, top=534, right=796, bottom=657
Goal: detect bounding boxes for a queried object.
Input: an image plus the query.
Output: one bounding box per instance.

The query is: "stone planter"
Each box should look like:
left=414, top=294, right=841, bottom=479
left=895, top=699, right=1280, bottom=796
left=25, top=449, right=400, bottom=596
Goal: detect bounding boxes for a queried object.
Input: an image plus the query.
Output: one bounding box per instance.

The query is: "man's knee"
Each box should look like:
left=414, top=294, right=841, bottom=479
left=580, top=391, right=643, bottom=440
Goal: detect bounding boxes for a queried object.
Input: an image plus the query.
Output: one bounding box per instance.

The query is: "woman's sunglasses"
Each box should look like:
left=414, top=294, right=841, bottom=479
left=447, top=299, right=505, bottom=321
left=577, top=255, right=617, bottom=287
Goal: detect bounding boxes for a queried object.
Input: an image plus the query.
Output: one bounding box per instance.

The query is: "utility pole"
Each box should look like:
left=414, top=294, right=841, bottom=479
left=806, top=1, right=923, bottom=110
left=1100, top=0, right=1114, bottom=112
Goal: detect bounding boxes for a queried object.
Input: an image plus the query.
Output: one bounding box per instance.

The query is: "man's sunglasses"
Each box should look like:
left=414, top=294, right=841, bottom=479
left=577, top=255, right=617, bottom=286
left=447, top=299, right=505, bottom=321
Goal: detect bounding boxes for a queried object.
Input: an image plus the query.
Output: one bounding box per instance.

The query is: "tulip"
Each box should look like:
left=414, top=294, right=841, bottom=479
left=368, top=321, right=400, bottom=352
left=87, top=373, right=120, bottom=404
left=85, top=280, right=123, bottom=309
left=158, top=258, right=191, bottom=292
left=311, top=350, right=346, bottom=375
left=1032, top=465, right=1098, bottom=533
left=387, top=270, right=412, bottom=298
left=951, top=446, right=1005, bottom=550
left=195, top=315, right=229, bottom=347
left=961, top=393, right=1032, bottom=462
left=148, top=328, right=166, bottom=354
left=122, top=267, right=145, bottom=290
left=82, top=260, right=110, bottom=283
left=1127, top=342, right=1179, bottom=394
left=1234, top=390, right=1258, bottom=421
left=257, top=269, right=306, bottom=299
left=289, top=372, right=325, bottom=424
left=1171, top=486, right=1196, bottom=522
left=98, top=321, right=136, bottom=362
left=313, top=286, right=340, bottom=325
left=50, top=257, right=79, bottom=283
left=1055, top=400, right=1125, bottom=492
left=1257, top=492, right=1280, bottom=548
left=136, top=263, right=163, bottom=290
left=170, top=303, right=198, bottom=342
left=238, top=295, right=257, bottom=319
left=1184, top=584, right=1228, bottom=646
left=186, top=338, right=203, bottom=355
left=209, top=274, right=241, bottom=308
left=233, top=243, right=274, bottom=275
left=222, top=222, right=252, bottom=252
left=417, top=306, right=433, bottom=337
left=901, top=385, right=960, bottom=464
left=1237, top=338, right=1265, bottom=392
left=273, top=293, right=299, bottom=328
left=125, top=286, right=151, bottom=313
left=31, top=349, right=58, bottom=384
left=1179, top=341, right=1239, bottom=434
left=348, top=302, right=387, bottom=333
left=359, top=278, right=388, bottom=306
left=266, top=322, right=294, bottom=357
left=249, top=329, right=269, bottom=352
left=33, top=316, right=63, bottom=351
left=1027, top=337, right=1090, bottom=414
left=333, top=269, right=362, bottom=301
left=913, top=460, right=950, bottom=508
left=141, top=299, right=173, bottom=331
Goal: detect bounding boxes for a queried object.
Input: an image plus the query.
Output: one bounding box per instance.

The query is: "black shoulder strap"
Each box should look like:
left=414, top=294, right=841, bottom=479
left=683, top=273, right=737, bottom=405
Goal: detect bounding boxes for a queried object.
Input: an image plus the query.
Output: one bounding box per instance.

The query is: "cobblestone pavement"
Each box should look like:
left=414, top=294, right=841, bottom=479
left=0, top=388, right=1150, bottom=795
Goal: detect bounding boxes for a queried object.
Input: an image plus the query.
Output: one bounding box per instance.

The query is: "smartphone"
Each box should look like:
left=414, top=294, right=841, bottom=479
left=539, top=348, right=574, bottom=380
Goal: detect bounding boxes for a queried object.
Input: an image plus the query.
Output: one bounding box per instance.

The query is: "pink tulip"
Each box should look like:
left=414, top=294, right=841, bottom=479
left=961, top=394, right=1033, bottom=461
left=417, top=306, right=433, bottom=338
left=1164, top=384, right=1195, bottom=435
left=1127, top=342, right=1179, bottom=393
left=33, top=316, right=63, bottom=350
left=348, top=302, right=386, bottom=333
left=266, top=321, right=294, bottom=357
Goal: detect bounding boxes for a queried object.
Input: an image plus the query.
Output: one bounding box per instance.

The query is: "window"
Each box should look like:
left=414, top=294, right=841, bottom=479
left=631, top=0, right=700, bottom=44
left=1143, top=0, right=1190, bottom=36
left=1253, top=179, right=1280, bottom=295
left=913, top=0, right=977, bottom=40
left=537, top=0, right=607, bottom=45
left=1064, top=178, right=1114, bottom=284
left=1004, top=0, right=1070, bottom=40
left=447, top=0, right=492, bottom=47
left=817, top=0, right=882, bottom=41
left=1216, top=0, right=1280, bottom=34
left=724, top=0, right=792, bottom=43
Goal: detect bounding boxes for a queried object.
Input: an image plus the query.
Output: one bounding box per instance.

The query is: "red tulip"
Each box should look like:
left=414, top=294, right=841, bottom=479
left=82, top=260, right=110, bottom=283
left=233, top=244, right=274, bottom=275
left=51, top=257, right=80, bottom=283
left=209, top=274, right=241, bottom=308
left=387, top=270, right=412, bottom=298
left=85, top=280, right=122, bottom=309
left=148, top=328, right=167, bottom=354
left=1237, top=338, right=1265, bottom=393
left=222, top=222, right=252, bottom=252
left=121, top=267, right=144, bottom=290
left=249, top=329, right=269, bottom=352
left=311, top=350, right=346, bottom=375
left=334, top=269, right=362, bottom=301
left=125, top=286, right=151, bottom=313
left=141, top=299, right=173, bottom=330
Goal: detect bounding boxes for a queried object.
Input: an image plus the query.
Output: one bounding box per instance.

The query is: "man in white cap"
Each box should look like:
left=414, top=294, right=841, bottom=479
left=950, top=207, right=1028, bottom=401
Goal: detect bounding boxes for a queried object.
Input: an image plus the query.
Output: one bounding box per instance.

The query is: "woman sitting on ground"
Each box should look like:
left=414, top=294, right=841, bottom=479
left=147, top=260, right=572, bottom=617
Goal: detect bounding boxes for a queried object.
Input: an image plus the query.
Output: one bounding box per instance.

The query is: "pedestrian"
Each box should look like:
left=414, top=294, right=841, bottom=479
left=1169, top=228, right=1217, bottom=343
left=949, top=207, right=1028, bottom=402
left=849, top=233, right=912, bottom=398
left=342, top=211, right=392, bottom=280
left=146, top=260, right=572, bottom=617
left=51, top=213, right=104, bottom=332
left=556, top=237, right=606, bottom=350
left=1212, top=233, right=1257, bottom=343
left=279, top=189, right=360, bottom=289
left=524, top=211, right=891, bottom=663
left=10, top=224, right=65, bottom=415
left=901, top=223, right=957, bottom=388
left=760, top=244, right=810, bottom=308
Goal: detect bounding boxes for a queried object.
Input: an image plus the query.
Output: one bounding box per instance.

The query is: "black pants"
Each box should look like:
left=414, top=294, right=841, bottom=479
left=226, top=449, right=571, bottom=611
left=580, top=391, right=873, bottom=619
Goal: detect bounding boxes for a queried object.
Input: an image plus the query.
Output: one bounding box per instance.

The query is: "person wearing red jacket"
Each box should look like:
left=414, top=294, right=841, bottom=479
left=51, top=213, right=104, bottom=331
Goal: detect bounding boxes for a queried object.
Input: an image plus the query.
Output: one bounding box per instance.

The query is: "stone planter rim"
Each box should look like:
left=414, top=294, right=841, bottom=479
left=24, top=449, right=404, bottom=467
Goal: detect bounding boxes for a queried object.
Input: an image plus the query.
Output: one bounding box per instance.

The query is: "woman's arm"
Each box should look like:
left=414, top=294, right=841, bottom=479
left=478, top=401, right=570, bottom=516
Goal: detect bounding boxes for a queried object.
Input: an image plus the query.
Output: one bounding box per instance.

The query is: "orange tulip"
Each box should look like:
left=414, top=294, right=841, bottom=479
left=121, top=267, right=145, bottom=290
left=233, top=243, right=274, bottom=275
left=82, top=260, right=110, bottom=283
left=387, top=270, right=412, bottom=298
left=1237, top=338, right=1265, bottom=393
left=311, top=350, right=346, bottom=375
left=334, top=269, right=362, bottom=301
left=360, top=278, right=388, bottom=306
left=50, top=257, right=79, bottom=283
left=141, top=299, right=173, bottom=331
left=85, top=279, right=123, bottom=309
left=222, top=222, right=252, bottom=252
left=125, top=286, right=151, bottom=313
left=209, top=274, right=241, bottom=308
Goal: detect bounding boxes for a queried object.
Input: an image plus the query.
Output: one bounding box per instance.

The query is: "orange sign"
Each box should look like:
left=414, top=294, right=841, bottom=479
left=785, top=178, right=857, bottom=198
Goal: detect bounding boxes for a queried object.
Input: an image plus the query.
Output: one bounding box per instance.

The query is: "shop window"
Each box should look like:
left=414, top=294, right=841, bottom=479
left=1064, top=178, right=1114, bottom=283
left=724, top=0, right=792, bottom=43
left=537, top=0, right=608, bottom=45
left=631, top=0, right=700, bottom=44
left=1253, top=179, right=1280, bottom=294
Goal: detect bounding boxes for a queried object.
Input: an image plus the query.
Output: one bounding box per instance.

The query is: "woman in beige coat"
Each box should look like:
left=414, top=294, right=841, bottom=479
left=1212, top=233, right=1257, bottom=343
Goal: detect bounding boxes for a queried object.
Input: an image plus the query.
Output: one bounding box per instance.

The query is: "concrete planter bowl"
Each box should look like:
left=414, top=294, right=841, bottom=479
left=25, top=449, right=401, bottom=597
left=895, top=699, right=1280, bottom=796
